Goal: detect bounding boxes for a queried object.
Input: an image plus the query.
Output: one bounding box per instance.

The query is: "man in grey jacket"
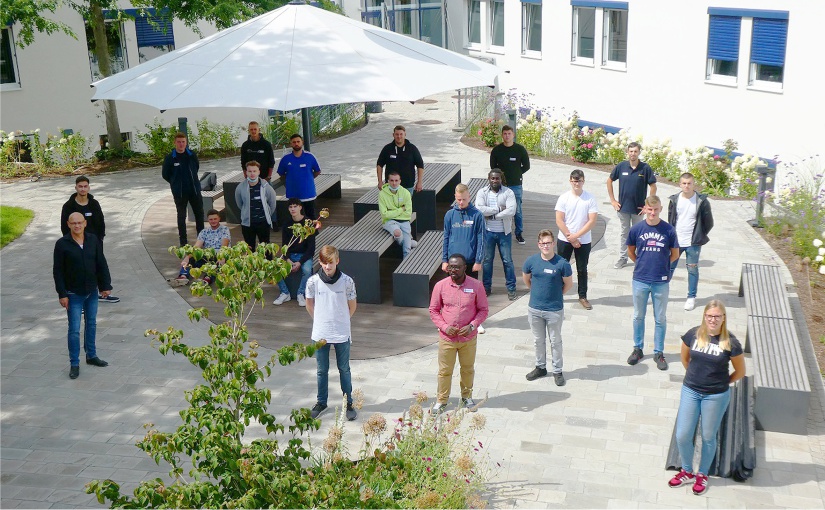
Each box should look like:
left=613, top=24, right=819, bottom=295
left=235, top=161, right=277, bottom=250
left=474, top=169, right=517, bottom=300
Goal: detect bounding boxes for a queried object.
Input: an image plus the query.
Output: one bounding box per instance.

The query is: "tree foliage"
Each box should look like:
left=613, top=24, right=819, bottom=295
left=1, top=0, right=76, bottom=47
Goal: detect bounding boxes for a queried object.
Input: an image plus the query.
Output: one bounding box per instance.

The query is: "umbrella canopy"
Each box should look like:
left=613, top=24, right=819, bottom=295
left=91, top=3, right=500, bottom=111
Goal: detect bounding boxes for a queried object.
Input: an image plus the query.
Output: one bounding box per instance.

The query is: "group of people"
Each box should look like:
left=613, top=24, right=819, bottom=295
left=51, top=121, right=743, bottom=495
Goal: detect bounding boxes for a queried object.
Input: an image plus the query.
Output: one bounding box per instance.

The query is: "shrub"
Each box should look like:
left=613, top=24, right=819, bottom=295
left=568, top=125, right=605, bottom=164
left=475, top=118, right=502, bottom=147
left=516, top=112, right=545, bottom=154
left=52, top=132, right=92, bottom=168
left=137, top=119, right=177, bottom=160
left=642, top=138, right=681, bottom=182
left=685, top=146, right=730, bottom=196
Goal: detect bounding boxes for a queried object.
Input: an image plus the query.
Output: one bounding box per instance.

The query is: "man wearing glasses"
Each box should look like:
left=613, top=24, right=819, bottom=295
left=626, top=195, right=680, bottom=370
left=555, top=169, right=599, bottom=310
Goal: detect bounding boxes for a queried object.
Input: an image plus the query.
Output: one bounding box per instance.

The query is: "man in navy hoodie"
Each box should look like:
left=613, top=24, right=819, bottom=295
left=162, top=132, right=203, bottom=246
left=442, top=183, right=485, bottom=279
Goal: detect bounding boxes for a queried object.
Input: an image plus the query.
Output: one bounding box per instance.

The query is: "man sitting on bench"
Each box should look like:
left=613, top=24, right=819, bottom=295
left=173, top=209, right=230, bottom=286
left=379, top=170, right=417, bottom=259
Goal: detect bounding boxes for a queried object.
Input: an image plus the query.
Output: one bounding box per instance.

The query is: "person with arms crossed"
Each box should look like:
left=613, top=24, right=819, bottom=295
left=555, top=169, right=599, bottom=310
left=376, top=125, right=424, bottom=195
left=474, top=169, right=517, bottom=300
left=489, top=125, right=530, bottom=244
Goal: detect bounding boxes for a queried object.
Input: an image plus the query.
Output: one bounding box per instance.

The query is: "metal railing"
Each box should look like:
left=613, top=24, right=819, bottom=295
left=455, top=86, right=497, bottom=132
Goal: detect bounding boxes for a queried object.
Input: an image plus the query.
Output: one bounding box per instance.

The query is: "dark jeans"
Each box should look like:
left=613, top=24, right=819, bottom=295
left=301, top=200, right=316, bottom=221
left=241, top=223, right=271, bottom=251
left=173, top=194, right=204, bottom=246
left=557, top=240, right=592, bottom=298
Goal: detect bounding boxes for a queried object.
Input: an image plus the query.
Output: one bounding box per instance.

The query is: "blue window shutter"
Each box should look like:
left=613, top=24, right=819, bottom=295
left=751, top=18, right=787, bottom=67
left=135, top=14, right=174, bottom=47
left=707, top=15, right=740, bottom=61
left=521, top=0, right=542, bottom=4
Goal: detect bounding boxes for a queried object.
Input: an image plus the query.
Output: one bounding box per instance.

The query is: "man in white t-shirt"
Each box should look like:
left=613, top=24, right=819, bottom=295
left=555, top=169, right=599, bottom=310
left=305, top=245, right=358, bottom=421
left=667, top=172, right=714, bottom=311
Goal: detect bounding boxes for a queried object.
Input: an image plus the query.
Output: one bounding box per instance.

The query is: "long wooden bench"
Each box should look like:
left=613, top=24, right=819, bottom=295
left=281, top=225, right=347, bottom=298
left=272, top=173, right=342, bottom=222
left=739, top=262, right=810, bottom=435
left=354, top=163, right=461, bottom=232
left=392, top=230, right=444, bottom=307
left=331, top=210, right=415, bottom=304
left=188, top=170, right=243, bottom=221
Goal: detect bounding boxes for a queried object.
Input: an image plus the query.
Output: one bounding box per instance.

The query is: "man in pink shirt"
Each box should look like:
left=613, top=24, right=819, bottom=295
left=429, top=253, right=489, bottom=414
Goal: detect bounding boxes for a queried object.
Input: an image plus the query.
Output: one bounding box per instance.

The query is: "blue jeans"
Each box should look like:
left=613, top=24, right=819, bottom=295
left=66, top=292, right=99, bottom=366
left=482, top=230, right=516, bottom=292
left=383, top=219, right=413, bottom=258
left=675, top=385, right=731, bottom=474
left=277, top=253, right=312, bottom=296
left=631, top=280, right=669, bottom=354
left=670, top=245, right=701, bottom=298
left=316, top=339, right=353, bottom=406
left=510, top=185, right=523, bottom=235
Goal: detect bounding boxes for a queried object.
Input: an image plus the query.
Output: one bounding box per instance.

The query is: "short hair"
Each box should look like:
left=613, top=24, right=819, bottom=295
left=248, top=121, right=259, bottom=127
left=319, top=245, right=339, bottom=264
left=645, top=195, right=662, bottom=207
left=455, top=183, right=469, bottom=195
left=393, top=125, right=406, bottom=133
left=245, top=160, right=261, bottom=169
left=569, top=169, right=585, bottom=181
left=680, top=172, right=695, bottom=182
left=290, top=133, right=302, bottom=141
left=537, top=229, right=555, bottom=242
left=175, top=131, right=187, bottom=140
left=627, top=141, right=642, bottom=151
left=387, top=169, right=401, bottom=178
left=447, top=253, right=467, bottom=266
left=488, top=168, right=503, bottom=178
left=287, top=197, right=303, bottom=208
left=501, top=125, right=514, bottom=133
left=75, top=175, right=90, bottom=185
left=206, top=209, right=221, bottom=218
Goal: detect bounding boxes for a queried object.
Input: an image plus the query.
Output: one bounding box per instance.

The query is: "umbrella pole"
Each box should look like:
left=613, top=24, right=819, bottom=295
left=301, top=107, right=311, bottom=152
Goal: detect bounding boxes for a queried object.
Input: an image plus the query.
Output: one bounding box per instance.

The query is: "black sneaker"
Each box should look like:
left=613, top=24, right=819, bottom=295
left=69, top=366, right=79, bottom=379
left=515, top=233, right=526, bottom=245
left=553, top=372, right=566, bottom=386
left=86, top=357, right=108, bottom=367
left=346, top=403, right=357, bottom=421
left=310, top=403, right=327, bottom=418
left=627, top=348, right=644, bottom=365
left=99, top=295, right=120, bottom=303
left=654, top=352, right=669, bottom=371
left=525, top=366, right=547, bottom=381
left=508, top=290, right=517, bottom=301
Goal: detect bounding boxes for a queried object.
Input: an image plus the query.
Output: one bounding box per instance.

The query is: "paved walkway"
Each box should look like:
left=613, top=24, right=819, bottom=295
left=2, top=93, right=824, bottom=508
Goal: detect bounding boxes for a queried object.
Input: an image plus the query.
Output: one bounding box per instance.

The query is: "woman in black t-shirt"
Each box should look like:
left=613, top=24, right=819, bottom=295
left=668, top=300, right=745, bottom=496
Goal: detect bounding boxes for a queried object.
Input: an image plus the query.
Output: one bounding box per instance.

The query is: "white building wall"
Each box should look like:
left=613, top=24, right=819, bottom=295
left=0, top=4, right=267, bottom=153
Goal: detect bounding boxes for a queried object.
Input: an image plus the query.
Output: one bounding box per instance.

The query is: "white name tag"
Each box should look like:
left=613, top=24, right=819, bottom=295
left=84, top=212, right=92, bottom=217
left=662, top=276, right=668, bottom=280
left=463, top=288, right=474, bottom=293
left=389, top=155, right=397, bottom=159
left=509, top=157, right=516, bottom=161
left=174, top=162, right=180, bottom=166
left=543, top=268, right=555, bottom=274
left=257, top=150, right=264, bottom=153
left=622, top=172, right=629, bottom=176
left=463, top=220, right=474, bottom=225
left=300, top=164, right=306, bottom=167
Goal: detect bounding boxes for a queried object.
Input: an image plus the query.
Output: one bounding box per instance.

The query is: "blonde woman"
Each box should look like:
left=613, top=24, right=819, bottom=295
left=668, top=300, right=746, bottom=495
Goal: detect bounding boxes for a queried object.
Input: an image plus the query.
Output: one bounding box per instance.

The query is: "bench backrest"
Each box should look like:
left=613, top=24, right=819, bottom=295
left=394, top=230, right=443, bottom=275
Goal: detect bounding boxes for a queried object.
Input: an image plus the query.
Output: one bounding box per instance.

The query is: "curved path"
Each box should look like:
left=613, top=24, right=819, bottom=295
left=1, top=92, right=824, bottom=508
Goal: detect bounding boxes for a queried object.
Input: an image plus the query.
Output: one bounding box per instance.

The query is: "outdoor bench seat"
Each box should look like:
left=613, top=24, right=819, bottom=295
left=392, top=230, right=444, bottom=307
left=188, top=170, right=243, bottom=221
left=273, top=173, right=342, bottom=221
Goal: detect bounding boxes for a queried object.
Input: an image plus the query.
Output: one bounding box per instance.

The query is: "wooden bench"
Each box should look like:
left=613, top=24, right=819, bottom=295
left=188, top=170, right=243, bottom=221
left=272, top=173, right=342, bottom=222
left=331, top=210, right=415, bottom=304
left=281, top=225, right=348, bottom=298
left=392, top=230, right=444, bottom=307
left=354, top=163, right=461, bottom=232
left=739, top=263, right=811, bottom=435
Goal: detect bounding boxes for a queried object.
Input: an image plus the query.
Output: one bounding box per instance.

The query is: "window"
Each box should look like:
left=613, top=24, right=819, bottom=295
left=86, top=21, right=127, bottom=81
left=468, top=0, right=481, bottom=45
left=706, top=15, right=741, bottom=81
left=522, top=1, right=542, bottom=54
left=489, top=0, right=504, bottom=48
left=602, top=8, right=627, bottom=66
left=361, top=0, right=385, bottom=27
left=365, top=1, right=443, bottom=47
left=571, top=7, right=595, bottom=61
left=135, top=13, right=175, bottom=63
left=1, top=27, right=20, bottom=89
left=750, top=17, right=787, bottom=87
left=419, top=3, right=443, bottom=46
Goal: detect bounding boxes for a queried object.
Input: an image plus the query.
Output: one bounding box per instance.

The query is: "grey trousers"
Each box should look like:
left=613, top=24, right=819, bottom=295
left=528, top=307, right=564, bottom=373
left=617, top=211, right=644, bottom=262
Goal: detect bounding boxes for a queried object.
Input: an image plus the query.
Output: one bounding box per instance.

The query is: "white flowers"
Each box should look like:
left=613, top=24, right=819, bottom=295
left=813, top=239, right=823, bottom=248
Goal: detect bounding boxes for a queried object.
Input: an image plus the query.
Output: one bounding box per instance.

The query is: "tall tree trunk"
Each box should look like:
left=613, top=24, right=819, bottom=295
left=90, top=3, right=123, bottom=151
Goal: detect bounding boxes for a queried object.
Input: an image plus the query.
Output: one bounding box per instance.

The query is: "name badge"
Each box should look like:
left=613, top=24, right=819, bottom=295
left=85, top=212, right=92, bottom=217
left=509, top=157, right=516, bottom=161
left=389, top=154, right=397, bottom=159
left=661, top=276, right=668, bottom=280
left=174, top=162, right=180, bottom=166
left=622, top=172, right=629, bottom=176
left=300, top=164, right=306, bottom=167
left=543, top=268, right=555, bottom=274
left=463, top=220, right=474, bottom=225
left=253, top=196, right=261, bottom=200
left=463, top=288, right=474, bottom=293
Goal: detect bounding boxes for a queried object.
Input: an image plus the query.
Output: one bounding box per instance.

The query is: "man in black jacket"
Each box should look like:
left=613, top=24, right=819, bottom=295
left=60, top=175, right=119, bottom=303
left=240, top=121, right=276, bottom=181
left=54, top=212, right=113, bottom=379
left=668, top=172, right=714, bottom=311
left=162, top=132, right=204, bottom=246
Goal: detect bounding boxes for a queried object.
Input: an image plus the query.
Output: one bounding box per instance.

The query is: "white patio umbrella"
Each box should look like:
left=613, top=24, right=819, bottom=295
left=90, top=2, right=500, bottom=112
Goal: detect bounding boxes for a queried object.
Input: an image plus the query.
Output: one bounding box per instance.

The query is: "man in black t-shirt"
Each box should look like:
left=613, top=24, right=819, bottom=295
left=489, top=125, right=530, bottom=244
left=376, top=125, right=424, bottom=195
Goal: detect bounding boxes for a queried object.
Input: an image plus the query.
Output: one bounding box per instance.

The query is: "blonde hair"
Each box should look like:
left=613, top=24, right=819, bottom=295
left=645, top=195, right=661, bottom=207
left=696, top=300, right=731, bottom=351
left=455, top=183, right=469, bottom=195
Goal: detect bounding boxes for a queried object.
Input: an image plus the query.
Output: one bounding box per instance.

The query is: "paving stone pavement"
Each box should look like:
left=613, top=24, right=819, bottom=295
left=2, top=92, right=824, bottom=508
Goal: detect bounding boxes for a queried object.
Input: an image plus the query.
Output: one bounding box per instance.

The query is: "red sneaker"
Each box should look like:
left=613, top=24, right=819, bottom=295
left=668, top=469, right=695, bottom=488
left=692, top=473, right=708, bottom=495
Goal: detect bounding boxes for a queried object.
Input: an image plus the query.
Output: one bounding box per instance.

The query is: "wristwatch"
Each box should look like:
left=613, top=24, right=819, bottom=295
left=469, top=324, right=476, bottom=332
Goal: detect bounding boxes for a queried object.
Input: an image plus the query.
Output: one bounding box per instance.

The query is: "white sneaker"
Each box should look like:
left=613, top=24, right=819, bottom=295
left=684, top=298, right=696, bottom=311
left=410, top=239, right=418, bottom=248
left=477, top=325, right=486, bottom=334
left=273, top=293, right=291, bottom=305
left=297, top=294, right=306, bottom=307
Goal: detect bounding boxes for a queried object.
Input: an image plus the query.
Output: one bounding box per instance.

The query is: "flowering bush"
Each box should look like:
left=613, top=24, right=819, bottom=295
left=599, top=129, right=638, bottom=165
left=569, top=125, right=604, bottom=163
left=642, top=138, right=681, bottom=182
left=814, top=237, right=825, bottom=274
left=516, top=111, right=546, bottom=154
left=475, top=118, right=502, bottom=147
left=0, top=129, right=91, bottom=177
left=684, top=146, right=730, bottom=195
left=729, top=153, right=762, bottom=199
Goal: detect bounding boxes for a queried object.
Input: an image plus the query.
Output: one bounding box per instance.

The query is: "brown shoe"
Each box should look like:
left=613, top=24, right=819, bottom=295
left=578, top=297, right=593, bottom=310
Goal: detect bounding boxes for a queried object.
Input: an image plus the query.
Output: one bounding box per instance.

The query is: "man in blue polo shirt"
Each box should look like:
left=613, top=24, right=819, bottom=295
left=277, top=134, right=321, bottom=220
left=607, top=142, right=657, bottom=269
left=626, top=195, right=680, bottom=371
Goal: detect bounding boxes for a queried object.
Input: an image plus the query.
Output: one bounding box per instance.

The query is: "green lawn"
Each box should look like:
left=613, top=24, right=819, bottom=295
left=0, top=205, right=35, bottom=248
